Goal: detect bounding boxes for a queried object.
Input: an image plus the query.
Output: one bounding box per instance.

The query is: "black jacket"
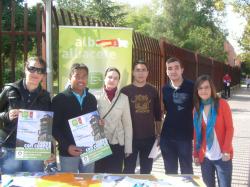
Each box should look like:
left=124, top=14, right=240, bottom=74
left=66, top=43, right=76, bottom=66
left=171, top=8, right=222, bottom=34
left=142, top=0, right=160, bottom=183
left=0, top=79, right=51, bottom=147
left=51, top=87, right=97, bottom=156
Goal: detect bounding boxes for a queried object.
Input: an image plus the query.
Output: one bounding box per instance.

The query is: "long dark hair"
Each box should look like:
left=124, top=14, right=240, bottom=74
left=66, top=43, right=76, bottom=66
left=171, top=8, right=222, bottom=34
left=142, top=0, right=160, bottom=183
left=193, top=75, right=220, bottom=114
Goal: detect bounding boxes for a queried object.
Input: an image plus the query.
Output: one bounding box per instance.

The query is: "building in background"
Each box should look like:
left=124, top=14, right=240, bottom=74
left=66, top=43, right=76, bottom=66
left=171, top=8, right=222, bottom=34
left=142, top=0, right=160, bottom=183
left=224, top=41, right=241, bottom=67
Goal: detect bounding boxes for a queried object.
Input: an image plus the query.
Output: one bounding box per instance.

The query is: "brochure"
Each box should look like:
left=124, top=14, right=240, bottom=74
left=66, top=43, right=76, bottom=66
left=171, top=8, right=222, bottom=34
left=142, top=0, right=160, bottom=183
left=15, top=109, right=53, bottom=160
left=148, top=139, right=161, bottom=159
left=68, top=110, right=112, bottom=165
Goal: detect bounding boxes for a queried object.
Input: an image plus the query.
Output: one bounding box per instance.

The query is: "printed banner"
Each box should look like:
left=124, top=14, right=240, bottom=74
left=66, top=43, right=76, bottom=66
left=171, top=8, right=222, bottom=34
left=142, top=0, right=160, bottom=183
left=68, top=111, right=112, bottom=165
left=59, top=26, right=133, bottom=96
left=15, top=110, right=53, bottom=160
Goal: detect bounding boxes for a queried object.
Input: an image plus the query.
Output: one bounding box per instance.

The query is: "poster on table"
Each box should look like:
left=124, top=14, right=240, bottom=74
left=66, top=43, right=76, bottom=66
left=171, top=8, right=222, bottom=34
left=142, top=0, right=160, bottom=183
left=15, top=109, right=53, bottom=160
left=68, top=110, right=112, bottom=165
left=58, top=26, right=133, bottom=96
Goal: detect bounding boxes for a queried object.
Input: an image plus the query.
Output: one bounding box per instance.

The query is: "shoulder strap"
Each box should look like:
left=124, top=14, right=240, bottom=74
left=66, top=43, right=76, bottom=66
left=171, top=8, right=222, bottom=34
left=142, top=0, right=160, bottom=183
left=102, top=92, right=121, bottom=119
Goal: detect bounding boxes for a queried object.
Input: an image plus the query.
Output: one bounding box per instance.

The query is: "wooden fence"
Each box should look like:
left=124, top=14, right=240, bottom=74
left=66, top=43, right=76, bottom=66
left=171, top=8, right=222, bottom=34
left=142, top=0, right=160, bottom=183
left=0, top=1, right=240, bottom=103
left=0, top=1, right=45, bottom=88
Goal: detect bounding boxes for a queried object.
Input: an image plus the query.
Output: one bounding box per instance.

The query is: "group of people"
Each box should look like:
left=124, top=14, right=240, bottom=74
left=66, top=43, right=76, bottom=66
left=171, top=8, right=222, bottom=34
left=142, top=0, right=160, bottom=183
left=0, top=56, right=234, bottom=187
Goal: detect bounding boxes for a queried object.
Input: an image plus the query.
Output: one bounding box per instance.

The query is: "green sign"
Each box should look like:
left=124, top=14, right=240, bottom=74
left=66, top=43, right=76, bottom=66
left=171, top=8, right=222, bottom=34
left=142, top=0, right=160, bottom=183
left=59, top=26, right=133, bottom=95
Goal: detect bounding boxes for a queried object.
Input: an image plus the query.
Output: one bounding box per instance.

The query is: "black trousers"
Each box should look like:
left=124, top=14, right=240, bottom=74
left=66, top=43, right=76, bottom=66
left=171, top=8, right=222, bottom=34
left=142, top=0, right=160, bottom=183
left=95, top=144, right=124, bottom=174
left=224, top=84, right=230, bottom=98
left=123, top=136, right=155, bottom=174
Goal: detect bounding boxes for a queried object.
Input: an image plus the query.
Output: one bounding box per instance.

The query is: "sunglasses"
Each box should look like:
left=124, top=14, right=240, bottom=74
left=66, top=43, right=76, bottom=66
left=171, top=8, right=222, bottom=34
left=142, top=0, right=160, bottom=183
left=27, top=66, right=46, bottom=74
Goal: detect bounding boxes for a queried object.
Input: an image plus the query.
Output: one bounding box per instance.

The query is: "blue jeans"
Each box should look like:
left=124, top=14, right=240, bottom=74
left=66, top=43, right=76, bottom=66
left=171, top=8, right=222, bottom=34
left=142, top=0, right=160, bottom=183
left=0, top=148, right=44, bottom=174
left=160, top=138, right=193, bottom=174
left=59, top=156, right=94, bottom=173
left=201, top=157, right=232, bottom=187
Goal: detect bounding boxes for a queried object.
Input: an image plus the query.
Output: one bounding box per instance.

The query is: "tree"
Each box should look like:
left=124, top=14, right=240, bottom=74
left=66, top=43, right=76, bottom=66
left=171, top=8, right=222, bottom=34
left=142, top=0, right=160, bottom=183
left=57, top=0, right=127, bottom=26
left=160, top=0, right=227, bottom=60
left=183, top=26, right=227, bottom=61
left=233, top=0, right=250, bottom=74
left=124, top=0, right=227, bottom=62
left=124, top=5, right=153, bottom=36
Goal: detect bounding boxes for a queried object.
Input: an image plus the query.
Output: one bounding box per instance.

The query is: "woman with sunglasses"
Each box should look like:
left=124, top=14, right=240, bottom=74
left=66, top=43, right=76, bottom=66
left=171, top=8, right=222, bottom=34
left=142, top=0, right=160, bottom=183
left=193, top=75, right=234, bottom=187
left=0, top=57, right=51, bottom=174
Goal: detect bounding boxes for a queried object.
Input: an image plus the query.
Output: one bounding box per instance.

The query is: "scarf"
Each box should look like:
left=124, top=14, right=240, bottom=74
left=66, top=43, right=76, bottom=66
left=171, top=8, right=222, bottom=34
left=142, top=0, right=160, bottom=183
left=105, top=87, right=117, bottom=101
left=193, top=98, right=217, bottom=151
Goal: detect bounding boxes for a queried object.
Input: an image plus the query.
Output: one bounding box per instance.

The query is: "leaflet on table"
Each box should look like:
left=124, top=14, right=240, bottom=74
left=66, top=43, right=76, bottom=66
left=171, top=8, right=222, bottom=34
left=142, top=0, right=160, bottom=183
left=92, top=174, right=204, bottom=187
left=15, top=109, right=53, bottom=160
left=68, top=110, right=112, bottom=165
left=148, top=139, right=161, bottom=159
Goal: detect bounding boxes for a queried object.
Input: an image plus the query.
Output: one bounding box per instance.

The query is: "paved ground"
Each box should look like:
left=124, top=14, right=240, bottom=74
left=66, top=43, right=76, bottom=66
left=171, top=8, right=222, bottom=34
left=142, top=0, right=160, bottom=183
left=144, top=86, right=250, bottom=186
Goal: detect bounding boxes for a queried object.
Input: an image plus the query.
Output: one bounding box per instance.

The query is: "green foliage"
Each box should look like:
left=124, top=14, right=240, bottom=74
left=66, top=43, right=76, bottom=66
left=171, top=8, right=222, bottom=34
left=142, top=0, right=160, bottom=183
left=124, top=6, right=153, bottom=35
left=57, top=0, right=89, bottom=13
left=233, top=1, right=250, bottom=74
left=183, top=26, right=227, bottom=62
left=159, top=0, right=227, bottom=61
left=57, top=0, right=127, bottom=25
left=123, top=0, right=227, bottom=62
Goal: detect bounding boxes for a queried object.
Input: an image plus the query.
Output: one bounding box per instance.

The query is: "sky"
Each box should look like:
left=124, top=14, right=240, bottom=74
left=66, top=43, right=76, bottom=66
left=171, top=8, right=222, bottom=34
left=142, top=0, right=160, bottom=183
left=27, top=0, right=246, bottom=54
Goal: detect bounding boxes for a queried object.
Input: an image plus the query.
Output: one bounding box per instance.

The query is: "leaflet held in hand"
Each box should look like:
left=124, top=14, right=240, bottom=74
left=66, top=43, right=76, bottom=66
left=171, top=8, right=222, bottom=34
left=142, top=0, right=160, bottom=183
left=68, top=111, right=112, bottom=165
left=15, top=109, right=53, bottom=160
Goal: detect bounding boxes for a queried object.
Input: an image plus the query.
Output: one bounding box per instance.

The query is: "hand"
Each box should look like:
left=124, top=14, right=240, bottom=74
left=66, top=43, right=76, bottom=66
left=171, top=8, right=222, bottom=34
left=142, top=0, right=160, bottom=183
left=194, top=158, right=200, bottom=166
left=156, top=135, right=160, bottom=146
left=8, top=109, right=19, bottom=121
left=125, top=153, right=131, bottom=158
left=99, top=119, right=105, bottom=126
left=44, top=154, right=56, bottom=165
left=222, top=153, right=230, bottom=161
left=68, top=145, right=82, bottom=156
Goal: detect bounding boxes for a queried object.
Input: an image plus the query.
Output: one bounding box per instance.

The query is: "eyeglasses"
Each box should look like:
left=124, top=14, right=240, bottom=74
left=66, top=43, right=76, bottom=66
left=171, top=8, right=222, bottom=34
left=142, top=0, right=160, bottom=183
left=27, top=66, right=46, bottom=74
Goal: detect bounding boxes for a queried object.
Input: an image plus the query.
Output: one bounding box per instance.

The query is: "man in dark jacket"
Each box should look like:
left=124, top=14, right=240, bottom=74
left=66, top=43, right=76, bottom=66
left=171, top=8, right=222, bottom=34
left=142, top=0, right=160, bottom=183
left=0, top=57, right=51, bottom=174
left=52, top=63, right=97, bottom=173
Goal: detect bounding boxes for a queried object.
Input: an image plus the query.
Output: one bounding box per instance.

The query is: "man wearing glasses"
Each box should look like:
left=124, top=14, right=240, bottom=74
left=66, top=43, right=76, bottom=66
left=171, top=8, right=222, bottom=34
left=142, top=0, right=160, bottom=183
left=122, top=60, right=162, bottom=174
left=0, top=57, right=51, bottom=174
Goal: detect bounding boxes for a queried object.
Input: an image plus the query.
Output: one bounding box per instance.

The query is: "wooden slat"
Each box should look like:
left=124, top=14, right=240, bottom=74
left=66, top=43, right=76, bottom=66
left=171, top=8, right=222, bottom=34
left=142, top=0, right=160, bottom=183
left=195, top=52, right=199, bottom=79
left=86, top=16, right=90, bottom=26
left=36, top=3, right=41, bottom=56
left=10, top=0, right=16, bottom=81
left=42, top=6, right=46, bottom=61
left=60, top=9, right=66, bottom=25
left=80, top=15, right=85, bottom=26
left=23, top=3, right=28, bottom=64
left=52, top=6, right=59, bottom=29
left=0, top=0, right=2, bottom=88
left=74, top=13, right=79, bottom=26
left=67, top=11, right=73, bottom=25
